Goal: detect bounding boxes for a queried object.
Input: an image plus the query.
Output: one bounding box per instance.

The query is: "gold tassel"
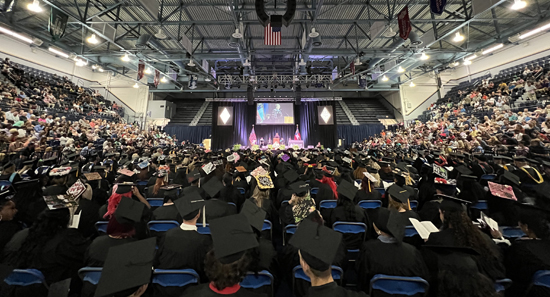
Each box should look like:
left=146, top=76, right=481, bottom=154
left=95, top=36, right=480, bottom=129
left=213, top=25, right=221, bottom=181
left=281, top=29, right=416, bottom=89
left=368, top=180, right=371, bottom=192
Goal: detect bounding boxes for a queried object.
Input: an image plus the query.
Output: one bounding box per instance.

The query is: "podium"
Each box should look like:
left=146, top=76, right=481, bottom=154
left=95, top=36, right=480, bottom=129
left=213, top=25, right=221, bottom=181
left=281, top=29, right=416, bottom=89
left=288, top=140, right=304, bottom=148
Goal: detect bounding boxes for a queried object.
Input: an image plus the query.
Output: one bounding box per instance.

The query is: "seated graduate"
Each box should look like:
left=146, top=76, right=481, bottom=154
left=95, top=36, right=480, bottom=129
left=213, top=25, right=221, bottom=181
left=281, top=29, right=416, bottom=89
left=280, top=181, right=316, bottom=226
left=181, top=214, right=266, bottom=297
left=155, top=192, right=212, bottom=296
left=43, top=167, right=71, bottom=196
left=199, top=177, right=237, bottom=222
left=182, top=169, right=206, bottom=199
left=354, top=167, right=382, bottom=204
left=327, top=180, right=369, bottom=250
left=290, top=218, right=367, bottom=297
left=219, top=172, right=246, bottom=210
left=386, top=184, right=421, bottom=221
left=152, top=191, right=182, bottom=223
left=425, top=195, right=505, bottom=282
left=356, top=208, right=429, bottom=295
left=418, top=176, right=455, bottom=227
left=2, top=208, right=89, bottom=297
left=308, top=167, right=338, bottom=205
left=147, top=169, right=169, bottom=198
left=0, top=190, right=20, bottom=254
left=504, top=203, right=550, bottom=297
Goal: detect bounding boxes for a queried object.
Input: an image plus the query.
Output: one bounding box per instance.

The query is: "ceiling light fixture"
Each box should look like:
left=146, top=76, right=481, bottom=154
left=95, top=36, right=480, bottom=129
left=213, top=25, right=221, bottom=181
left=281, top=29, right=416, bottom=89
left=144, top=68, right=152, bottom=74
left=453, top=61, right=460, bottom=67
left=87, top=33, right=99, bottom=44
left=0, top=26, right=33, bottom=43
left=133, top=83, right=139, bottom=88
left=309, top=28, right=319, bottom=38
left=121, top=54, right=130, bottom=62
left=511, top=0, right=527, bottom=10
left=409, top=81, right=415, bottom=87
left=48, top=47, right=69, bottom=58
left=420, top=52, right=429, bottom=60
left=232, top=28, right=243, bottom=39
left=187, top=59, right=195, bottom=67
left=465, top=54, right=477, bottom=61
left=382, top=75, right=389, bottom=81
left=160, top=76, right=167, bottom=83
left=519, top=22, right=550, bottom=39
left=27, top=0, right=42, bottom=12
left=98, top=67, right=104, bottom=72
left=355, top=57, right=362, bottom=66
left=75, top=59, right=87, bottom=67
left=453, top=32, right=465, bottom=42
left=91, top=65, right=97, bottom=69
left=397, top=66, right=405, bottom=73
left=464, top=59, right=472, bottom=65
left=482, top=43, right=504, bottom=55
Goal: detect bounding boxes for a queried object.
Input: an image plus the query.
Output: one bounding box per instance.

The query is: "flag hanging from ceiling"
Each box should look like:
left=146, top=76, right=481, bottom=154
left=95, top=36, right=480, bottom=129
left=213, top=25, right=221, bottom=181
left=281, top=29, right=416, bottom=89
left=294, top=125, right=301, bottom=140
left=264, top=23, right=281, bottom=46
left=430, top=0, right=447, bottom=15
left=350, top=61, right=355, bottom=75
left=49, top=7, right=68, bottom=41
left=398, top=6, right=412, bottom=40
left=154, top=70, right=160, bottom=87
left=249, top=125, right=257, bottom=145
left=137, top=61, right=145, bottom=81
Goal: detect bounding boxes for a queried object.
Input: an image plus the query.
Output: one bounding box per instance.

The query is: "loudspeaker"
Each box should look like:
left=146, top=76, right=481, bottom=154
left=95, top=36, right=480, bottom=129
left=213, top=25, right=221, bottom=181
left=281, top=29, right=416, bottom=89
left=283, top=0, right=296, bottom=27
left=270, top=15, right=282, bottom=28
left=255, top=0, right=269, bottom=27
left=248, top=85, right=254, bottom=105
left=295, top=86, right=301, bottom=105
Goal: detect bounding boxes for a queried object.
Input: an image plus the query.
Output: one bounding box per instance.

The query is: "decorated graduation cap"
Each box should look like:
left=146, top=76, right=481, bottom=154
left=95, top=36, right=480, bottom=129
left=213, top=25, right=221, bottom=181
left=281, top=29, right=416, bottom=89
left=387, top=184, right=410, bottom=204
left=255, top=174, right=274, bottom=190
left=137, top=161, right=149, bottom=170
left=202, top=177, right=224, bottom=198
left=240, top=199, right=267, bottom=232
left=434, top=177, right=457, bottom=196
left=372, top=208, right=406, bottom=243
left=114, top=197, right=145, bottom=224
left=209, top=214, right=259, bottom=264
left=49, top=167, right=72, bottom=177
left=174, top=191, right=205, bottom=219
left=289, top=219, right=343, bottom=271
left=94, top=238, right=156, bottom=297
left=337, top=180, right=357, bottom=200
left=438, top=194, right=471, bottom=212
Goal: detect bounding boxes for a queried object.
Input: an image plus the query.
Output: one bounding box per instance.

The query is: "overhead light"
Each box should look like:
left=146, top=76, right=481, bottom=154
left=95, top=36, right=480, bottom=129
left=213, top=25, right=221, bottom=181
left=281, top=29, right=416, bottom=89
left=243, top=59, right=251, bottom=67
left=87, top=33, right=99, bottom=44
left=420, top=52, right=429, bottom=60
left=309, top=28, right=319, bottom=38
left=453, top=32, right=464, bottom=42
left=48, top=47, right=69, bottom=58
left=464, top=59, right=472, bottom=65
left=409, top=81, right=415, bottom=87
left=27, top=0, right=42, bottom=12
left=121, top=54, right=130, bottom=62
left=453, top=61, right=460, bottom=67
left=0, top=26, right=33, bottom=43
left=187, top=59, right=195, bottom=67
left=298, top=59, right=306, bottom=66
left=355, top=57, right=362, bottom=66
left=511, top=0, right=527, bottom=10
left=144, top=68, right=152, bottom=74
left=75, top=59, right=87, bottom=67
left=465, top=54, right=477, bottom=61
left=91, top=65, right=97, bottom=69
left=408, top=31, right=423, bottom=46
left=133, top=83, right=139, bottom=88
left=482, top=43, right=504, bottom=55
left=519, top=22, right=550, bottom=39
left=397, top=66, right=405, bottom=73
left=98, top=67, right=104, bottom=72
left=160, top=76, right=167, bottom=83
left=232, top=28, right=243, bottom=39
left=381, top=75, right=389, bottom=81
left=154, top=29, right=167, bottom=40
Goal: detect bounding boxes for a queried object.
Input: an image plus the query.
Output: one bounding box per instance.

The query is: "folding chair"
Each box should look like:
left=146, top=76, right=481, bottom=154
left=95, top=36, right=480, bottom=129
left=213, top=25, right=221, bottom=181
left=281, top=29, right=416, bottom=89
left=369, top=274, right=429, bottom=297
left=405, top=226, right=419, bottom=237
left=152, top=269, right=199, bottom=289
left=523, top=270, right=550, bottom=296
left=78, top=267, right=102, bottom=285
left=147, top=220, right=180, bottom=233
left=333, top=221, right=367, bottom=253
left=237, top=187, right=246, bottom=195
left=410, top=200, right=418, bottom=210
left=196, top=223, right=210, bottom=235
left=471, top=200, right=488, bottom=211
left=147, top=198, right=164, bottom=208
left=95, top=221, right=108, bottom=233
left=494, top=278, right=512, bottom=293
left=501, top=226, right=526, bottom=239
left=310, top=187, right=319, bottom=195
left=319, top=200, right=337, bottom=209
left=375, top=188, right=385, bottom=195
left=283, top=224, right=297, bottom=245
left=358, top=200, right=382, bottom=210
left=241, top=270, right=275, bottom=297
left=3, top=269, right=49, bottom=290
left=292, top=265, right=343, bottom=295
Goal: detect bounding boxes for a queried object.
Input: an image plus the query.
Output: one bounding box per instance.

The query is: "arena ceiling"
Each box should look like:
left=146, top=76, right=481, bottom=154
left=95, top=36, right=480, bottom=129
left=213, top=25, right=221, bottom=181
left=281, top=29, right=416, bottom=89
left=1, top=0, right=550, bottom=94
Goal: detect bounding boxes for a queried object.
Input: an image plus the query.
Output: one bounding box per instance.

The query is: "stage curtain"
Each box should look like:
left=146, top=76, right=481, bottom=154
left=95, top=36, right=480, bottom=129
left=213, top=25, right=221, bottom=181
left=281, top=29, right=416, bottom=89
left=337, top=124, right=384, bottom=146
left=164, top=125, right=212, bottom=144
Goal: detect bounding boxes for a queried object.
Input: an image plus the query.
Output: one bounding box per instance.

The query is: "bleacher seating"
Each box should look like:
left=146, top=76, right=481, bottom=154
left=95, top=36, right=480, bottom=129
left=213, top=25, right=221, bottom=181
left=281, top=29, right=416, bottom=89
left=170, top=100, right=209, bottom=124
left=344, top=99, right=395, bottom=124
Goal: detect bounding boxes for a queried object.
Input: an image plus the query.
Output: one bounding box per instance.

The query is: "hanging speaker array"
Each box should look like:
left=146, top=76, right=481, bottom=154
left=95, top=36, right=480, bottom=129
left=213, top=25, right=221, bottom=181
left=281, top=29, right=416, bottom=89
left=255, top=0, right=296, bottom=27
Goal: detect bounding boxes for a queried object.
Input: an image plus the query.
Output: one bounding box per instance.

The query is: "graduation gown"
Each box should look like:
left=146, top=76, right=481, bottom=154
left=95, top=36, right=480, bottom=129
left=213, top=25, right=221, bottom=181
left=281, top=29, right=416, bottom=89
left=84, top=235, right=136, bottom=267
left=0, top=221, right=22, bottom=257
left=181, top=283, right=267, bottom=297
left=75, top=198, right=101, bottom=239
left=42, top=185, right=68, bottom=196
left=504, top=238, right=550, bottom=297
left=327, top=205, right=369, bottom=250
left=199, top=199, right=237, bottom=222
left=305, top=282, right=367, bottom=297
left=309, top=180, right=336, bottom=207
left=152, top=204, right=182, bottom=223
left=219, top=185, right=246, bottom=210
left=182, top=185, right=207, bottom=199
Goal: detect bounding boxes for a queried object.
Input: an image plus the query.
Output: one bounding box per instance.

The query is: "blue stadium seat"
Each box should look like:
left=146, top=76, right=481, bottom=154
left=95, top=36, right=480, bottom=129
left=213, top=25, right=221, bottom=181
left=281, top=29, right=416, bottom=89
left=480, top=174, right=497, bottom=181
left=283, top=224, right=297, bottom=245
left=495, top=278, right=513, bottom=293
left=228, top=202, right=237, bottom=208
left=241, top=270, right=274, bottom=296
left=524, top=270, right=550, bottom=296
left=78, top=267, right=102, bottom=286
left=4, top=269, right=48, bottom=289
left=471, top=200, right=488, bottom=210
left=410, top=200, right=418, bottom=210
left=147, top=220, right=180, bottom=233
left=95, top=221, right=108, bottom=233
left=262, top=220, right=272, bottom=232
left=375, top=188, right=385, bottom=195
left=196, top=223, right=210, bottom=235
left=405, top=226, right=418, bottom=237
left=333, top=222, right=367, bottom=252
left=502, top=226, right=526, bottom=239
left=369, top=274, right=429, bottom=297
left=147, top=198, right=164, bottom=207
left=152, top=269, right=199, bottom=288
left=292, top=265, right=343, bottom=294
left=358, top=200, right=382, bottom=210
left=237, top=187, right=246, bottom=195
left=319, top=200, right=337, bottom=209
left=310, top=187, right=319, bottom=195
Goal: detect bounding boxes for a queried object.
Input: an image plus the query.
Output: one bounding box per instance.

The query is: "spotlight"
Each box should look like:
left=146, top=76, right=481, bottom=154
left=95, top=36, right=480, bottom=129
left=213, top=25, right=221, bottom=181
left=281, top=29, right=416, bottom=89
left=482, top=43, right=504, bottom=55
left=420, top=52, right=429, bottom=60
left=133, top=83, right=139, bottom=88
left=408, top=31, right=423, bottom=46
left=397, top=66, right=405, bottom=73
left=511, top=0, right=527, bottom=10
left=144, top=68, right=152, bottom=74
left=48, top=47, right=69, bottom=58
left=87, top=33, right=99, bottom=44
left=453, top=61, right=460, bottom=67
left=27, top=0, right=42, bottom=12
left=121, top=54, right=130, bottom=62
left=453, top=32, right=464, bottom=42
left=160, top=76, right=167, bottom=83
left=382, top=75, right=389, bottom=82
left=464, top=60, right=472, bottom=65
left=409, top=81, right=415, bottom=87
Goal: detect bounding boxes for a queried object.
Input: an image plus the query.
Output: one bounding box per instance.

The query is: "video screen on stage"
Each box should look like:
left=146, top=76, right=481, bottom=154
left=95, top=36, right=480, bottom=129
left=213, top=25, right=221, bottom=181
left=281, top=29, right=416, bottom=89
left=256, top=103, right=295, bottom=125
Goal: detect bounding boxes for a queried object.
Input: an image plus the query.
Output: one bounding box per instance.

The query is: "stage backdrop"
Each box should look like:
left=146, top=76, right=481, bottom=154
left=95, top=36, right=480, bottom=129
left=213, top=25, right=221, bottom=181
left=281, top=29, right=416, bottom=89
left=163, top=125, right=212, bottom=144
left=211, top=101, right=337, bottom=150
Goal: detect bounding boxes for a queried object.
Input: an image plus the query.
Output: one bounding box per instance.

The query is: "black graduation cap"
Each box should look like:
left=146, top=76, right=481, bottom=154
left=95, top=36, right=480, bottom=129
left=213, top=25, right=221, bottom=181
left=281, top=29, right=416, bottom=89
left=94, top=238, right=156, bottom=297
left=0, top=190, right=14, bottom=204
left=387, top=184, right=410, bottom=204
left=174, top=191, right=205, bottom=218
left=501, top=170, right=520, bottom=186
left=515, top=202, right=550, bottom=222
left=202, top=177, right=224, bottom=198
left=423, top=245, right=480, bottom=256
left=289, top=181, right=310, bottom=196
left=513, top=156, right=527, bottom=162
left=288, top=219, right=343, bottom=271
left=187, top=169, right=201, bottom=183
left=209, top=214, right=259, bottom=264
left=378, top=161, right=391, bottom=167
left=114, top=197, right=144, bottom=224
left=367, top=167, right=378, bottom=174
left=240, top=199, right=266, bottom=232
left=372, top=208, right=406, bottom=243
left=115, top=182, right=135, bottom=194
left=455, top=165, right=473, bottom=175
left=438, top=194, right=471, bottom=212
left=337, top=180, right=357, bottom=200
left=283, top=170, right=299, bottom=183
left=22, top=159, right=35, bottom=166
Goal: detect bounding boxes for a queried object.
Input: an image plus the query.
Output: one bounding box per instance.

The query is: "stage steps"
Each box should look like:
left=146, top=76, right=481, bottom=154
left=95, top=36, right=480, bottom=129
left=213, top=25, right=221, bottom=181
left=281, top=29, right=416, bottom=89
left=343, top=99, right=395, bottom=124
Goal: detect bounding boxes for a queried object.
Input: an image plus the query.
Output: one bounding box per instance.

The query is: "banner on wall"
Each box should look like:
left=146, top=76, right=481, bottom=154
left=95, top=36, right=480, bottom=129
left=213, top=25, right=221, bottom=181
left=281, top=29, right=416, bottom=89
left=430, top=0, right=447, bottom=15
left=49, top=7, right=68, bottom=41
left=137, top=61, right=145, bottom=81
left=397, top=6, right=411, bottom=40
left=154, top=70, right=160, bottom=87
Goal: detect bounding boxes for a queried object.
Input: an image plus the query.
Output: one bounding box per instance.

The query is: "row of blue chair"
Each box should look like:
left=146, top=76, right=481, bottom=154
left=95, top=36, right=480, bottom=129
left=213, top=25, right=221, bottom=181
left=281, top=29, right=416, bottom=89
left=317, top=199, right=418, bottom=210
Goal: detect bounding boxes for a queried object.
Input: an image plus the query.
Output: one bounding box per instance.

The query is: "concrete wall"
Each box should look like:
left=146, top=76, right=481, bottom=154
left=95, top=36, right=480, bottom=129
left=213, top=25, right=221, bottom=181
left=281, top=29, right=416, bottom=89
left=400, top=73, right=439, bottom=121
left=378, top=91, right=404, bottom=121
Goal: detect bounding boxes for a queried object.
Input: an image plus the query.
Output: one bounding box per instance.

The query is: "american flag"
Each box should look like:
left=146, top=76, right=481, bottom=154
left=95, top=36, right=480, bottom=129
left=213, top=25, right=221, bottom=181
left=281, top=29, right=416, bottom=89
left=249, top=126, right=257, bottom=145
left=264, top=23, right=281, bottom=46
left=294, top=126, right=301, bottom=140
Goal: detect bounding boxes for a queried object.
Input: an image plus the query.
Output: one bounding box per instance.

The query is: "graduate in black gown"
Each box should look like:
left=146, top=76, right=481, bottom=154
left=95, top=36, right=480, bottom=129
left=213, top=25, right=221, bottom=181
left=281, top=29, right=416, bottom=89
left=356, top=208, right=429, bottom=295
left=504, top=203, right=550, bottom=297
left=182, top=169, right=207, bottom=199
left=155, top=192, right=213, bottom=297
left=42, top=166, right=70, bottom=196
left=0, top=190, right=20, bottom=256
left=152, top=192, right=182, bottom=222
left=199, top=177, right=237, bottom=222
left=181, top=214, right=266, bottom=297
left=219, top=173, right=246, bottom=210
left=386, top=184, right=421, bottom=222
left=289, top=218, right=367, bottom=297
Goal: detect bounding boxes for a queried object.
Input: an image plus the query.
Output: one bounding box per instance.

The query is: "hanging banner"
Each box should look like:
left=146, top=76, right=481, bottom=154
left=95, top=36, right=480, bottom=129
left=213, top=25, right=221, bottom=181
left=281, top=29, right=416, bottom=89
left=137, top=61, right=145, bottom=81
left=397, top=6, right=411, bottom=40
left=49, top=7, right=68, bottom=41
left=154, top=70, right=160, bottom=87
left=430, top=0, right=447, bottom=15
